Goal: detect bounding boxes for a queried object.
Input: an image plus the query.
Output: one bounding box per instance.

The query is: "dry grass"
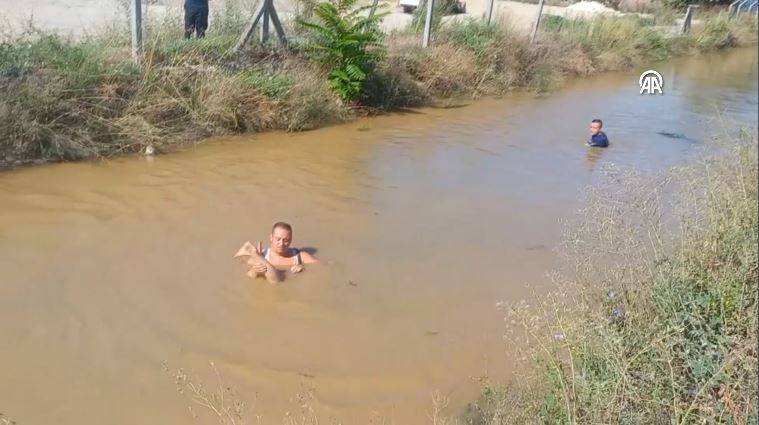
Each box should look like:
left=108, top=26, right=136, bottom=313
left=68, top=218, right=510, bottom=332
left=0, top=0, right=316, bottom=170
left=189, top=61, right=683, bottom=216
left=469, top=129, right=758, bottom=424
left=164, top=361, right=325, bottom=425
left=389, top=40, right=481, bottom=97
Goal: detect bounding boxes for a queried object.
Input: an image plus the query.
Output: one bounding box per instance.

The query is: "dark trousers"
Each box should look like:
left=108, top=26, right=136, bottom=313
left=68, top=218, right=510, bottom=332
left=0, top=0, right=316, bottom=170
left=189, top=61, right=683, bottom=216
left=184, top=5, right=209, bottom=38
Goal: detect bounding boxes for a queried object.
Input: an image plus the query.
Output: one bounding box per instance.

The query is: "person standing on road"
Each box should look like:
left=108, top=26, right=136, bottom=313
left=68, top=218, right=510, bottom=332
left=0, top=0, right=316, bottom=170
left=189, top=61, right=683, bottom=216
left=184, top=0, right=209, bottom=39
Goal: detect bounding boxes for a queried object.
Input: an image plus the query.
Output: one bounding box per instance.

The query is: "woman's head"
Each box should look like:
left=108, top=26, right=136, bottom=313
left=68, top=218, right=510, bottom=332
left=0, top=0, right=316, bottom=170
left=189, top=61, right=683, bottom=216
left=270, top=222, right=293, bottom=255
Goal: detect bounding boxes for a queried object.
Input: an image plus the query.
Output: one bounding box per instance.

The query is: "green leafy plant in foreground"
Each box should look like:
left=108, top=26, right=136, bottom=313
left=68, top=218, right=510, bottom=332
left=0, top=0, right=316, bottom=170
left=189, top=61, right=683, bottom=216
left=298, top=0, right=386, bottom=102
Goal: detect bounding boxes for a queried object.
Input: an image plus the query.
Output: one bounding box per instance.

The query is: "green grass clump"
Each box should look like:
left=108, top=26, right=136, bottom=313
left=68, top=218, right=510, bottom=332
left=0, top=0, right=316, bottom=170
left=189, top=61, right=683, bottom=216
left=541, top=14, right=567, bottom=31
left=151, top=35, right=238, bottom=63
left=439, top=19, right=501, bottom=57
left=547, top=16, right=671, bottom=70
left=239, top=70, right=294, bottom=98
left=0, top=34, right=132, bottom=87
left=694, top=13, right=736, bottom=49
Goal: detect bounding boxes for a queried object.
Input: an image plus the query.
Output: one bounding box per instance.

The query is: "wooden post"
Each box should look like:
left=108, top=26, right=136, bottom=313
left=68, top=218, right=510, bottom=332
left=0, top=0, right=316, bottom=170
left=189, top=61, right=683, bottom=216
left=486, top=0, right=495, bottom=25
left=530, top=0, right=545, bottom=43
left=131, top=0, right=143, bottom=62
left=422, top=0, right=435, bottom=47
left=681, top=4, right=695, bottom=34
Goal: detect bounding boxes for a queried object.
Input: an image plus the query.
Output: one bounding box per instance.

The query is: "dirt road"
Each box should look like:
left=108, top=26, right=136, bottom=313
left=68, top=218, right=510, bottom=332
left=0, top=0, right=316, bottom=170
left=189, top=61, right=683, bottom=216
left=1, top=0, right=626, bottom=38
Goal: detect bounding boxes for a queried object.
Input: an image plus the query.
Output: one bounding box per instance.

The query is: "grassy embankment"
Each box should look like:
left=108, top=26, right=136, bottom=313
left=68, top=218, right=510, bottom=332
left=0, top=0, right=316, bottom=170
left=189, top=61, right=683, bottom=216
left=463, top=130, right=758, bottom=424
left=0, top=2, right=756, bottom=167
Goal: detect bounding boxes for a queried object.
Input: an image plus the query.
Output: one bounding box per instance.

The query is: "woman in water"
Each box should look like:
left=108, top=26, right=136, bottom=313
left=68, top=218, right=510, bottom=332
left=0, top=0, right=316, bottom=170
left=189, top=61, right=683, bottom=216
left=234, top=222, right=318, bottom=282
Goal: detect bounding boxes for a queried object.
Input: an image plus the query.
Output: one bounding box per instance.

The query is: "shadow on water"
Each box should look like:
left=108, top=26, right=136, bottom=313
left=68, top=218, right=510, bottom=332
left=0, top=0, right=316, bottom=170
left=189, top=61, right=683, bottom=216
left=388, top=107, right=426, bottom=114
left=656, top=131, right=697, bottom=143
left=431, top=103, right=472, bottom=109
left=299, top=246, right=319, bottom=255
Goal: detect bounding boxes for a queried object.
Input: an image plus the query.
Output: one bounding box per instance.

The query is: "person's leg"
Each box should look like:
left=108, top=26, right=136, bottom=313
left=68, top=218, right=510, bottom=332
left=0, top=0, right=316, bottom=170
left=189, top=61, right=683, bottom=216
left=184, top=5, right=196, bottom=39
left=196, top=6, right=209, bottom=38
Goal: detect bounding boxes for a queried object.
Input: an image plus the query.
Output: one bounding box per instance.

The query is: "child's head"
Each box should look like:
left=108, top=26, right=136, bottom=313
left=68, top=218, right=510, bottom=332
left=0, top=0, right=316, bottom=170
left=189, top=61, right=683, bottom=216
left=590, top=119, right=603, bottom=135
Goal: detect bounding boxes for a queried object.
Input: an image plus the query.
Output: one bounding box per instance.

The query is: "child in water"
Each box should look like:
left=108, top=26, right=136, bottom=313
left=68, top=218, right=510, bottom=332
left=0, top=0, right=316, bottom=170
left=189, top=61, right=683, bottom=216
left=587, top=118, right=610, bottom=147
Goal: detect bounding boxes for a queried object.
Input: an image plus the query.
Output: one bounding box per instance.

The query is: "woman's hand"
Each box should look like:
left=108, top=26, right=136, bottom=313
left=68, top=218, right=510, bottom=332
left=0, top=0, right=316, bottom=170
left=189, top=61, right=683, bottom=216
left=251, top=262, right=268, bottom=274
left=290, top=264, right=304, bottom=274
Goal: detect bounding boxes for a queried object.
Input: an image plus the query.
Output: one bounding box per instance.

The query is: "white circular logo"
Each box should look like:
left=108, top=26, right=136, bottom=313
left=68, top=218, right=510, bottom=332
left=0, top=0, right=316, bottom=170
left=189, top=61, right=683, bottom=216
left=639, top=70, right=664, bottom=95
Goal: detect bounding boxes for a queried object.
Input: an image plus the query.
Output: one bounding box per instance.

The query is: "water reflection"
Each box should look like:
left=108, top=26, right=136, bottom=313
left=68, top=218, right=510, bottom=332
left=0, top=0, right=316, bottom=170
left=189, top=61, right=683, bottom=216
left=584, top=146, right=607, bottom=172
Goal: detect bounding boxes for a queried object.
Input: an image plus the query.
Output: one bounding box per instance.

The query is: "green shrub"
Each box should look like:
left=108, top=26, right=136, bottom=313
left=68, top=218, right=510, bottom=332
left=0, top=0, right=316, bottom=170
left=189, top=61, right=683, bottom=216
left=298, top=0, right=387, bottom=102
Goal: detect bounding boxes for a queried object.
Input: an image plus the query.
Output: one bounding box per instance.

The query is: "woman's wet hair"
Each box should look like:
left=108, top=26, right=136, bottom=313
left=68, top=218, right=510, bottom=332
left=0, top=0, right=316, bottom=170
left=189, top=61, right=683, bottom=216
left=272, top=222, right=292, bottom=234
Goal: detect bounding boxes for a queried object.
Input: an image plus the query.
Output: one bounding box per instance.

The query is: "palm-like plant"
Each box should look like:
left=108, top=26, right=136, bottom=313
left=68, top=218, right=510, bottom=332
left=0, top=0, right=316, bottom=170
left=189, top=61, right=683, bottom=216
left=299, top=0, right=387, bottom=102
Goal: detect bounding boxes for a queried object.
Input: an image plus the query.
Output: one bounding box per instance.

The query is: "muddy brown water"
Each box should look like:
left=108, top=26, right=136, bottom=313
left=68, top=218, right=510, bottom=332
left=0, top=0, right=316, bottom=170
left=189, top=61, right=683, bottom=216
left=0, top=47, right=756, bottom=424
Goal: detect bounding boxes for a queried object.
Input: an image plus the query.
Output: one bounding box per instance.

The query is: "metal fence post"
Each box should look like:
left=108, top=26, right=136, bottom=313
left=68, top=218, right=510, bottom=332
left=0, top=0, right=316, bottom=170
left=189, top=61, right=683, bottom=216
left=530, top=0, right=545, bottom=43
left=734, top=0, right=751, bottom=16
left=369, top=0, right=380, bottom=18
left=422, top=0, right=436, bottom=47
left=727, top=0, right=741, bottom=18
left=232, top=0, right=287, bottom=53
left=486, top=0, right=495, bottom=25
left=260, top=0, right=270, bottom=42
left=131, top=0, right=143, bottom=62
left=739, top=0, right=756, bottom=13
